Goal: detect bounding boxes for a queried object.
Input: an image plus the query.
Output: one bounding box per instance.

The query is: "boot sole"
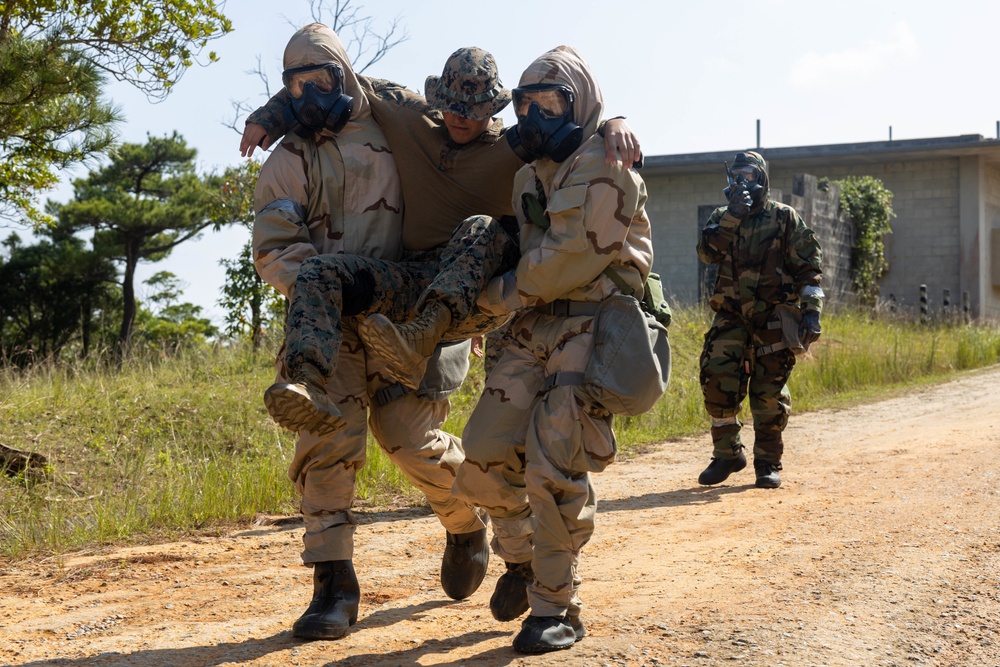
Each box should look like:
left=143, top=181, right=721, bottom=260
left=513, top=639, right=575, bottom=654
left=359, top=316, right=425, bottom=390
left=292, top=613, right=358, bottom=640
left=264, top=384, right=346, bottom=437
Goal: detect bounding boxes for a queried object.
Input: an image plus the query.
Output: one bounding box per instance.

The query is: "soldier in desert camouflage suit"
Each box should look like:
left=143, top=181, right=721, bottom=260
left=696, top=150, right=823, bottom=489
left=452, top=46, right=654, bottom=654
left=252, top=25, right=505, bottom=642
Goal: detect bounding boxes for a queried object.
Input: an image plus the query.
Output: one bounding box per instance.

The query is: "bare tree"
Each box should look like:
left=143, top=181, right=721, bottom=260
left=225, top=0, right=408, bottom=134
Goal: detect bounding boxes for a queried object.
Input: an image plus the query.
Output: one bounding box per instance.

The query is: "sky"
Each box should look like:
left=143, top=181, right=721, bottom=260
left=9, top=0, right=1000, bottom=326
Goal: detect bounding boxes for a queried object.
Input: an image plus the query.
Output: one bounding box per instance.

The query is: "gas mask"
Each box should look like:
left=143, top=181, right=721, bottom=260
left=723, top=162, right=764, bottom=204
left=506, top=84, right=583, bottom=163
left=282, top=63, right=354, bottom=134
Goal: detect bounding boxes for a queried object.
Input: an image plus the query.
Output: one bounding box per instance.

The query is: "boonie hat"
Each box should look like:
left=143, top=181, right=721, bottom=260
left=425, top=47, right=511, bottom=121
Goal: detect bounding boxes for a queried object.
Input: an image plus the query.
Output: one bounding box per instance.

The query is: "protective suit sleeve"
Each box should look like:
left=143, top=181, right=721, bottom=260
left=515, top=160, right=644, bottom=304
left=785, top=211, right=824, bottom=312
left=252, top=144, right=315, bottom=298
left=697, top=207, right=738, bottom=264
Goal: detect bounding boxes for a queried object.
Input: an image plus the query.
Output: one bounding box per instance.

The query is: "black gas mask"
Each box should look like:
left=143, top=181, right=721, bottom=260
left=723, top=162, right=764, bottom=204
left=506, top=84, right=583, bottom=163
left=282, top=63, right=354, bottom=135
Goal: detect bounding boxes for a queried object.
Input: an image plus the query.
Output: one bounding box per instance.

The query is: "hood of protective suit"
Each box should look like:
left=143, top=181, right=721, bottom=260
left=732, top=150, right=770, bottom=210
left=516, top=45, right=603, bottom=144
left=282, top=22, right=369, bottom=121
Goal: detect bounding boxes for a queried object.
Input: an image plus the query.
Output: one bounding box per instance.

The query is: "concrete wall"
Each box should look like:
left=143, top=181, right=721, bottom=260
left=776, top=158, right=963, bottom=315
left=644, top=156, right=974, bottom=316
left=644, top=174, right=723, bottom=304
left=783, top=175, right=853, bottom=301
left=984, top=162, right=1000, bottom=319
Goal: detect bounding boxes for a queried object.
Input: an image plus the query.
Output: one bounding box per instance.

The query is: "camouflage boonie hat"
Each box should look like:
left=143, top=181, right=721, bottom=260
left=425, top=47, right=511, bottom=121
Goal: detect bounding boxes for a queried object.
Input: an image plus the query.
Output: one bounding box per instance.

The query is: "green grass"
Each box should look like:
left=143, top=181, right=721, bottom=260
left=2, top=306, right=999, bottom=560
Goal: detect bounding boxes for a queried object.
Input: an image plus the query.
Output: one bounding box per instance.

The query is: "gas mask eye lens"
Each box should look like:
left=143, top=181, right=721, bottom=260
left=731, top=165, right=758, bottom=183
left=283, top=64, right=342, bottom=99
left=513, top=87, right=571, bottom=119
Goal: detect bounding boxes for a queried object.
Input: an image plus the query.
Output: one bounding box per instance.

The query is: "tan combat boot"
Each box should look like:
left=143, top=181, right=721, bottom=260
left=359, top=301, right=452, bottom=390
left=263, top=363, right=346, bottom=436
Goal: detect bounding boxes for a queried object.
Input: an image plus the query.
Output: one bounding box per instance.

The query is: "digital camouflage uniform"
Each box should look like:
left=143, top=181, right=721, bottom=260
left=252, top=25, right=483, bottom=563
left=697, top=151, right=823, bottom=465
left=454, top=46, right=654, bottom=621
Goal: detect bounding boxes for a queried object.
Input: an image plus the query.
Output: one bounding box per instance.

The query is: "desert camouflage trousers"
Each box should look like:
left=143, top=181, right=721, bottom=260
left=454, top=310, right=616, bottom=619
left=699, top=309, right=796, bottom=463
left=483, top=320, right=516, bottom=377
left=283, top=214, right=518, bottom=382
left=278, top=323, right=483, bottom=564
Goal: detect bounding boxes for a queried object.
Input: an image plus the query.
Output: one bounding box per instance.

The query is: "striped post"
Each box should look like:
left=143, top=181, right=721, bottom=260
left=919, top=284, right=928, bottom=324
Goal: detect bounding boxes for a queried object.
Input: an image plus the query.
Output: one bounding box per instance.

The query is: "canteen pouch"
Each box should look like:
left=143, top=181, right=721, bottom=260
left=584, top=294, right=671, bottom=416
left=642, top=272, right=673, bottom=327
left=774, top=303, right=806, bottom=356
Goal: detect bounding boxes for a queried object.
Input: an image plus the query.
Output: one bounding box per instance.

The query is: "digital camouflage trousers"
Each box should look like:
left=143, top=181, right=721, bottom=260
left=283, top=214, right=518, bottom=382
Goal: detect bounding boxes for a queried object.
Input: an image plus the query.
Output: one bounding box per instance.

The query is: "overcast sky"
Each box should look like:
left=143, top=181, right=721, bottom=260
left=13, top=0, right=1000, bottom=325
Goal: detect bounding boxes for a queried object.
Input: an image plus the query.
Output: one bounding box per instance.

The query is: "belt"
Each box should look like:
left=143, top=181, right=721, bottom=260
left=533, top=300, right=600, bottom=317
left=373, top=383, right=413, bottom=406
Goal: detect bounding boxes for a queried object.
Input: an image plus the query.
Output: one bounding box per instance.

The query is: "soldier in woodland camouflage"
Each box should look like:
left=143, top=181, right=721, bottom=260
left=696, top=150, right=823, bottom=489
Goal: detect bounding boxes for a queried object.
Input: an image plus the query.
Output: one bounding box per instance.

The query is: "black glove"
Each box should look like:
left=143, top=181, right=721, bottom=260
left=799, top=309, right=822, bottom=349
left=726, top=184, right=752, bottom=218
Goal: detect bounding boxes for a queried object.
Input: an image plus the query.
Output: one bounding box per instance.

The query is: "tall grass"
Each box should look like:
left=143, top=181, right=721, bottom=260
left=2, top=306, right=999, bottom=560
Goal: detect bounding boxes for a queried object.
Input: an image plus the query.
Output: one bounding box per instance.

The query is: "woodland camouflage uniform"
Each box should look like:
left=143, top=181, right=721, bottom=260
left=697, top=150, right=823, bottom=468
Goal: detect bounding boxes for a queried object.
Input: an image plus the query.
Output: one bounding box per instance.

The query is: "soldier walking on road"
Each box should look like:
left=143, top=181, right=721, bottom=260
left=696, top=151, right=823, bottom=489
left=454, top=46, right=659, bottom=654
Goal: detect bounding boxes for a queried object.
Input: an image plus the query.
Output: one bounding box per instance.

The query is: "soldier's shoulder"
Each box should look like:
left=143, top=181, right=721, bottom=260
left=366, top=77, right=437, bottom=117
left=770, top=198, right=806, bottom=216
left=363, top=76, right=407, bottom=95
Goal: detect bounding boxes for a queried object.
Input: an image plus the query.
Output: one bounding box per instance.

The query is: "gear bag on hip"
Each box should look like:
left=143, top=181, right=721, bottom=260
left=773, top=303, right=806, bottom=356
left=584, top=294, right=671, bottom=416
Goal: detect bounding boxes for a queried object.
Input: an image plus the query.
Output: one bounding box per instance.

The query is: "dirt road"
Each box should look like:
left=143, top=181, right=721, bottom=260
left=3, top=367, right=1000, bottom=667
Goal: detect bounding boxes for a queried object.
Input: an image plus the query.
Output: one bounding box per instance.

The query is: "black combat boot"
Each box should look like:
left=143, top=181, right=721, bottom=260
left=698, top=449, right=747, bottom=485
left=440, top=526, right=489, bottom=600
left=754, top=460, right=783, bottom=488
left=512, top=614, right=577, bottom=653
left=292, top=560, right=360, bottom=640
left=490, top=560, right=533, bottom=621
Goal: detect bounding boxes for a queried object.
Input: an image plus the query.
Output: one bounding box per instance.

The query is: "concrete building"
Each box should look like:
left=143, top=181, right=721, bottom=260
left=641, top=134, right=1000, bottom=318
